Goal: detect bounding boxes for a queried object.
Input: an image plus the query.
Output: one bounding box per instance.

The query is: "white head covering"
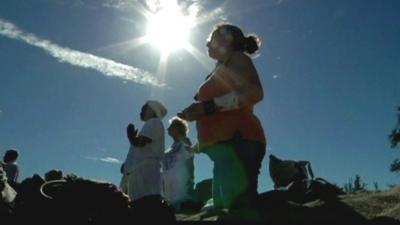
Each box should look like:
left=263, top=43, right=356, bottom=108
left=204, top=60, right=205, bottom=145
left=146, top=100, right=167, bottom=119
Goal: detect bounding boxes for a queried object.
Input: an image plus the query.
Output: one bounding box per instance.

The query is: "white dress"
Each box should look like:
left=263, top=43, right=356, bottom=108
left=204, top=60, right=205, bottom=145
left=123, top=118, right=165, bottom=201
left=162, top=141, right=194, bottom=208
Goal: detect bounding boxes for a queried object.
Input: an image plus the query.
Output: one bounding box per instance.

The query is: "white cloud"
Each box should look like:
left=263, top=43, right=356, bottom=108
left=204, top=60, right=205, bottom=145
left=143, top=0, right=162, bottom=12
left=102, top=0, right=225, bottom=23
left=102, top=0, right=136, bottom=9
left=0, top=19, right=161, bottom=86
left=196, top=7, right=226, bottom=25
left=85, top=156, right=122, bottom=164
left=50, top=0, right=225, bottom=25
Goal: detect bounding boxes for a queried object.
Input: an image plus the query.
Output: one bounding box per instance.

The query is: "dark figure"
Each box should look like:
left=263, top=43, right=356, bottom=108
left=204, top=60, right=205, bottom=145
left=3, top=149, right=20, bottom=188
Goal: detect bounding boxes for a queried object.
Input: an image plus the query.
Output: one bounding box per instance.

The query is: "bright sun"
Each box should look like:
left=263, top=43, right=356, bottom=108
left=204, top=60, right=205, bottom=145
left=145, top=7, right=194, bottom=54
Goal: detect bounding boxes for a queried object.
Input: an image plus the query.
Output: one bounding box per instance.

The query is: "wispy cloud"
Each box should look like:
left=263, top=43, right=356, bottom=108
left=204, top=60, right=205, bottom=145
left=195, top=7, right=226, bottom=25
left=102, top=0, right=225, bottom=23
left=85, top=156, right=122, bottom=164
left=102, top=0, right=136, bottom=9
left=153, top=0, right=226, bottom=22
left=0, top=19, right=161, bottom=86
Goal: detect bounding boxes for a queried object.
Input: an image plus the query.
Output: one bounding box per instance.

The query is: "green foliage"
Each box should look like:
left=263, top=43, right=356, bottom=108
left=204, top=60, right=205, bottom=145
left=389, top=129, right=400, bottom=148
left=389, top=106, right=400, bottom=148
left=390, top=159, right=400, bottom=173
left=389, top=107, right=400, bottom=174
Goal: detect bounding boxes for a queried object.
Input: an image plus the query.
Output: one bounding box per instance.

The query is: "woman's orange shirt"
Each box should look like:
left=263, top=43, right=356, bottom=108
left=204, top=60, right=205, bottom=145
left=196, top=65, right=266, bottom=149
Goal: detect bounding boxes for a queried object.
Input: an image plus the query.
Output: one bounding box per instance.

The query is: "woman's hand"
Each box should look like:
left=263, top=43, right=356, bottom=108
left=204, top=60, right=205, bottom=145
left=177, top=102, right=205, bottom=122
left=126, top=123, right=138, bottom=145
left=191, top=143, right=201, bottom=154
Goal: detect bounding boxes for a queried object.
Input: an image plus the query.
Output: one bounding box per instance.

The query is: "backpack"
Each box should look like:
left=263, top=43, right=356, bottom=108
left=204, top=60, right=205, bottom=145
left=287, top=177, right=345, bottom=204
left=269, top=154, right=344, bottom=204
left=269, top=154, right=314, bottom=189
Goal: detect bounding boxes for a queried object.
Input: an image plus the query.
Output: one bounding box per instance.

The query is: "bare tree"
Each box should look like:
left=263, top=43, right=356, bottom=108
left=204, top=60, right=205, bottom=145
left=353, top=174, right=367, bottom=192
left=343, top=178, right=353, bottom=193
left=343, top=175, right=367, bottom=193
left=373, top=182, right=379, bottom=192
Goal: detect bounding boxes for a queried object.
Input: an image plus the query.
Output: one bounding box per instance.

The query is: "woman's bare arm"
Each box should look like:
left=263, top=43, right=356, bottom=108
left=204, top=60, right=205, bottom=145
left=218, top=52, right=264, bottom=108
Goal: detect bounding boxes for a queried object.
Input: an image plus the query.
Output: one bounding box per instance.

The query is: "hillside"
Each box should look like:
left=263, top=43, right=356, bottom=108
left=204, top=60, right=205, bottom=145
left=177, top=186, right=400, bottom=224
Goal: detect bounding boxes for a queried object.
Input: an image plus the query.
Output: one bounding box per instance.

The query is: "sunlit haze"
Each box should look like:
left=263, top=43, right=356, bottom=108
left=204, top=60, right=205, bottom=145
left=145, top=6, right=195, bottom=54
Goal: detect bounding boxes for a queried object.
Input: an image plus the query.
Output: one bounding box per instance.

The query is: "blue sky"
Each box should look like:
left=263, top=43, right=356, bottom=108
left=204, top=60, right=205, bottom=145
left=0, top=0, right=399, bottom=191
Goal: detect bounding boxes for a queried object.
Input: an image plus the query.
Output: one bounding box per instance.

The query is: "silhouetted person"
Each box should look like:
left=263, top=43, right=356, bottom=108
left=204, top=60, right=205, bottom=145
left=122, top=100, right=167, bottom=201
left=178, top=23, right=266, bottom=219
left=3, top=149, right=20, bottom=187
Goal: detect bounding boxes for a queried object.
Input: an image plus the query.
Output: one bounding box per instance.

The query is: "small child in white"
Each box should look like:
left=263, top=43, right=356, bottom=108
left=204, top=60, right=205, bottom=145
left=123, top=100, right=167, bottom=201
left=162, top=117, right=195, bottom=210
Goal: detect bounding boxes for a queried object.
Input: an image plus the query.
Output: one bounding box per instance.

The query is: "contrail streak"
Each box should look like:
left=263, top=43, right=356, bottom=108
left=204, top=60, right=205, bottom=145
left=0, top=19, right=162, bottom=86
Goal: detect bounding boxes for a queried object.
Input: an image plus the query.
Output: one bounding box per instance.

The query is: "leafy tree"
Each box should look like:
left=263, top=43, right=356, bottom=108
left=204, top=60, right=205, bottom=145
left=390, top=159, right=400, bottom=173
left=389, top=106, right=400, bottom=173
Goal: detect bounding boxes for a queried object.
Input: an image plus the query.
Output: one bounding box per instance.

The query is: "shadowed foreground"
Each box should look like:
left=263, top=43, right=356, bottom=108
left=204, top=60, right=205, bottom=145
left=177, top=186, right=400, bottom=224
left=1, top=173, right=399, bottom=224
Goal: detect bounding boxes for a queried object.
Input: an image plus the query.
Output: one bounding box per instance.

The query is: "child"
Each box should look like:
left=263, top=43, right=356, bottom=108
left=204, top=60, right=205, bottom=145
left=162, top=117, right=195, bottom=210
left=123, top=100, right=167, bottom=201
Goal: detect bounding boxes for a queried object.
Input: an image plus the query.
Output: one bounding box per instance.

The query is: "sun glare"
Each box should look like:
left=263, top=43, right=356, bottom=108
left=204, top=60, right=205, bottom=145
left=145, top=7, right=194, bottom=54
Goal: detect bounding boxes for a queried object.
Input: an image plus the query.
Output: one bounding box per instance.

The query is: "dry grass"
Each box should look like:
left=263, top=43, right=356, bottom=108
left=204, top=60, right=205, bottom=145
left=178, top=186, right=400, bottom=223
left=341, top=187, right=400, bottom=220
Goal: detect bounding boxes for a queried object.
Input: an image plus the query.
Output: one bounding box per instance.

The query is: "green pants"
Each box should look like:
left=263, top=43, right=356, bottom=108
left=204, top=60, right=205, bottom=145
left=203, top=135, right=265, bottom=210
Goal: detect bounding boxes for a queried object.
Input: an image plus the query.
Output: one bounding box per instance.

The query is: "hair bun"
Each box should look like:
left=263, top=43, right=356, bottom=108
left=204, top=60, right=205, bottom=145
left=244, top=35, right=261, bottom=54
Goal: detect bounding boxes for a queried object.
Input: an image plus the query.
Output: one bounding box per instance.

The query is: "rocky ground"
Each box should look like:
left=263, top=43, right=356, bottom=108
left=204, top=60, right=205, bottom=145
left=176, top=186, right=400, bottom=224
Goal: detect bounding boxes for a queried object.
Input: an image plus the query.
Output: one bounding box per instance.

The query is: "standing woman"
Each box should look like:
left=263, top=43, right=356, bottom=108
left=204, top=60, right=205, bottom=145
left=178, top=23, right=266, bottom=216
